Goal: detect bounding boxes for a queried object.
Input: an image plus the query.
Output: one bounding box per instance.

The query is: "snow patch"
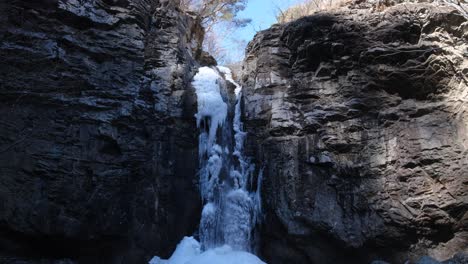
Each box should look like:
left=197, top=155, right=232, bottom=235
left=150, top=237, right=265, bottom=264
left=217, top=66, right=242, bottom=96
left=149, top=237, right=201, bottom=264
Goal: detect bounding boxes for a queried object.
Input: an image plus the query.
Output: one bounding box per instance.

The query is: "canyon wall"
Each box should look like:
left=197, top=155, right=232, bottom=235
left=1, top=0, right=467, bottom=263
left=241, top=2, right=467, bottom=263
left=0, top=0, right=202, bottom=263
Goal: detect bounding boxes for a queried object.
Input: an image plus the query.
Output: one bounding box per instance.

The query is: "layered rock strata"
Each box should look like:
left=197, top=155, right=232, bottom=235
left=241, top=2, right=468, bottom=263
left=0, top=0, right=202, bottom=263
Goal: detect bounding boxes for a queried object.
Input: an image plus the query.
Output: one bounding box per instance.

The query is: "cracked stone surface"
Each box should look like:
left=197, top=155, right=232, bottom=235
left=0, top=0, right=202, bottom=263
left=241, top=1, right=468, bottom=263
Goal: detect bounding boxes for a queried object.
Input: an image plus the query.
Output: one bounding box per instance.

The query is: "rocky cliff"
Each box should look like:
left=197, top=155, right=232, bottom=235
left=2, top=0, right=468, bottom=263
left=241, top=1, right=467, bottom=263
left=0, top=0, right=202, bottom=263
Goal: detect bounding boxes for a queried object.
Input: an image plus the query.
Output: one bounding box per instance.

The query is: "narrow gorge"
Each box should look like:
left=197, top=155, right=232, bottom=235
left=0, top=0, right=467, bottom=264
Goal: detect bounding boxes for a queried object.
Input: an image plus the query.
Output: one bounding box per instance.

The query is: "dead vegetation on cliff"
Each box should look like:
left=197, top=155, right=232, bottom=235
left=276, top=0, right=468, bottom=23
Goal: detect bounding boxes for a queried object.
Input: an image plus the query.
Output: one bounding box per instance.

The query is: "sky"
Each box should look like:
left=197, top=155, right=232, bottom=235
left=236, top=0, right=302, bottom=41
left=217, top=0, right=303, bottom=63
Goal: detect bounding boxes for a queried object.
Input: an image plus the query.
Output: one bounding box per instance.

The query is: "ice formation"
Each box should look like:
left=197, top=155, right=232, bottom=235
left=150, top=66, right=264, bottom=264
left=192, top=66, right=228, bottom=151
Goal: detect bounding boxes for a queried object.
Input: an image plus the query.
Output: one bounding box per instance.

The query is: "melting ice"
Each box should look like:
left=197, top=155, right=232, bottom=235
left=150, top=66, right=264, bottom=264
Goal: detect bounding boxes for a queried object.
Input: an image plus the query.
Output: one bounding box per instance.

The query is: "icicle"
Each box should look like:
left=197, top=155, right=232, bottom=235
left=223, top=189, right=254, bottom=251
left=200, top=203, right=217, bottom=250
left=252, top=168, right=264, bottom=225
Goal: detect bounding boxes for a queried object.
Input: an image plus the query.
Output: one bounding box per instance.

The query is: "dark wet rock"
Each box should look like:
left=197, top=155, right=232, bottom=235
left=0, top=0, right=202, bottom=263
left=242, top=1, right=468, bottom=264
left=198, top=51, right=218, bottom=66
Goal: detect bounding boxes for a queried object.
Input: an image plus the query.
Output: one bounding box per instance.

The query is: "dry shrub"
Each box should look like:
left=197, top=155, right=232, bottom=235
left=276, top=0, right=354, bottom=23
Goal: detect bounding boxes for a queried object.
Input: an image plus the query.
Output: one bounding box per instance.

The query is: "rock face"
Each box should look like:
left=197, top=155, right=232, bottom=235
left=0, top=0, right=202, bottom=263
left=241, top=2, right=468, bottom=263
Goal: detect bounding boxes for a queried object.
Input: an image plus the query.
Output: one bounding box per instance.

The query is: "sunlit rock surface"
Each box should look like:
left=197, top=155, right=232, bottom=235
left=242, top=1, right=468, bottom=263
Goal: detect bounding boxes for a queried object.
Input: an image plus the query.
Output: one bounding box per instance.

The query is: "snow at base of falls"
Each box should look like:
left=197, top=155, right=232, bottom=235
left=149, top=237, right=266, bottom=264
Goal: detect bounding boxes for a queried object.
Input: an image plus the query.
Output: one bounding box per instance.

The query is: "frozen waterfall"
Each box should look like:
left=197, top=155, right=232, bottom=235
left=150, top=66, right=264, bottom=264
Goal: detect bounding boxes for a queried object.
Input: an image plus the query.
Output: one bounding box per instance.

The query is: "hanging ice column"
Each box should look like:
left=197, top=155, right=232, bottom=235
left=196, top=66, right=262, bottom=251
left=192, top=67, right=228, bottom=206
left=149, top=66, right=264, bottom=264
left=194, top=66, right=229, bottom=250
